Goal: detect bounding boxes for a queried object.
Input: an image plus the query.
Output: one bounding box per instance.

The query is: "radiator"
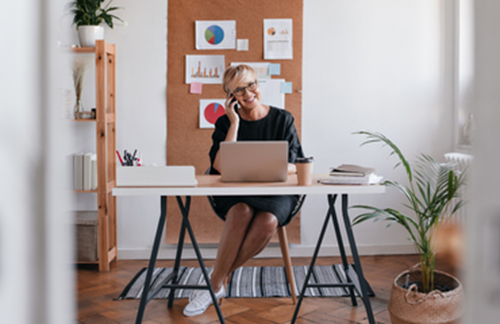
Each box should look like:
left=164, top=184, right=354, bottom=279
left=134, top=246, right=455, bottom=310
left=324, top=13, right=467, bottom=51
left=444, top=152, right=473, bottom=223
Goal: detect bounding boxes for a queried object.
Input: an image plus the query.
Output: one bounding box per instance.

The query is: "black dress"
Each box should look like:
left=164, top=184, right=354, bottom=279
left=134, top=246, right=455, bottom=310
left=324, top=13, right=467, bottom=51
left=209, top=106, right=305, bottom=226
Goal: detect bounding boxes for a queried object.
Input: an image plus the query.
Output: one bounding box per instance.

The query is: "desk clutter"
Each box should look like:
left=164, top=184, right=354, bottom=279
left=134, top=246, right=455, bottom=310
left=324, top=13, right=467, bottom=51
left=73, top=153, right=97, bottom=191
left=321, top=164, right=383, bottom=185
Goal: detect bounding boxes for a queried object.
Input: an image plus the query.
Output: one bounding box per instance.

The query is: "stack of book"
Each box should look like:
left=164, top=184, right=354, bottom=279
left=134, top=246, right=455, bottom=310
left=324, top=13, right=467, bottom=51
left=321, top=164, right=382, bottom=185
left=74, top=153, right=98, bottom=191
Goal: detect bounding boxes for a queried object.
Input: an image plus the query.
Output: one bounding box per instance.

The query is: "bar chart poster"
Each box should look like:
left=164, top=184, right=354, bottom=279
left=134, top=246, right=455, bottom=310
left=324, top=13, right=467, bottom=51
left=186, top=55, right=225, bottom=84
left=200, top=99, right=226, bottom=128
left=195, top=21, right=236, bottom=50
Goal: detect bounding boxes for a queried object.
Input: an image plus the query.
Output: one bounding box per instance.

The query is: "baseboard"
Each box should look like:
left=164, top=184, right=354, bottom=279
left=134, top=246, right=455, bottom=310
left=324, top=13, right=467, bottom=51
left=118, top=243, right=416, bottom=260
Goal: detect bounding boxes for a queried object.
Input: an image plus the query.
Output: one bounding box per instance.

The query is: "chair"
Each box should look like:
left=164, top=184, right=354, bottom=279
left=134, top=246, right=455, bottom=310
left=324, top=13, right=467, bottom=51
left=205, top=168, right=306, bottom=304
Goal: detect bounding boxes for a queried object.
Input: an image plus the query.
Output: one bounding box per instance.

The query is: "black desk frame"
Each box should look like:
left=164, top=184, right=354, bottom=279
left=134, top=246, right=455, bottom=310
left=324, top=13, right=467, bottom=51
left=135, top=193, right=375, bottom=324
left=291, top=194, right=375, bottom=324
left=135, top=196, right=225, bottom=324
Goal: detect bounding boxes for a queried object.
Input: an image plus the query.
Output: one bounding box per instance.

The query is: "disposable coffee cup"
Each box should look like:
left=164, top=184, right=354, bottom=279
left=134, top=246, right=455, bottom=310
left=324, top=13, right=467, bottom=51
left=296, top=156, right=314, bottom=185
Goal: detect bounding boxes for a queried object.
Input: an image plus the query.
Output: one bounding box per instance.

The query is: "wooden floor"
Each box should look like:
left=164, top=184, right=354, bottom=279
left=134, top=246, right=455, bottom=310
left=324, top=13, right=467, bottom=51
left=77, top=254, right=456, bottom=324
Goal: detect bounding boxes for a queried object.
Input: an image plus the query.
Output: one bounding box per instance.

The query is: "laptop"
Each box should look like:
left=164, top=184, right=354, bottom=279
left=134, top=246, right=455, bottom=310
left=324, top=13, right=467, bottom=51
left=220, top=141, right=288, bottom=182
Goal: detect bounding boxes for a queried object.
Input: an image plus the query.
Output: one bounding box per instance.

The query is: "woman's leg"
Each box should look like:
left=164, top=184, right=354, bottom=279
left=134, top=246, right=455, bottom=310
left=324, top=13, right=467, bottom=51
left=184, top=208, right=279, bottom=317
left=226, top=211, right=278, bottom=274
left=210, top=202, right=255, bottom=292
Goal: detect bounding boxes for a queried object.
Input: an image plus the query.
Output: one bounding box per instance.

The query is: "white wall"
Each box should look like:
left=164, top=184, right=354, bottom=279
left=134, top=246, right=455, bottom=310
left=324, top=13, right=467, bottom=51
left=300, top=0, right=455, bottom=255
left=78, top=0, right=455, bottom=259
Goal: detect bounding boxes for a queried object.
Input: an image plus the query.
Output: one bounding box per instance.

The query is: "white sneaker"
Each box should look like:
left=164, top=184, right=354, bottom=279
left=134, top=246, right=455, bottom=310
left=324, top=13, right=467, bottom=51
left=189, top=270, right=210, bottom=302
left=183, top=286, right=225, bottom=317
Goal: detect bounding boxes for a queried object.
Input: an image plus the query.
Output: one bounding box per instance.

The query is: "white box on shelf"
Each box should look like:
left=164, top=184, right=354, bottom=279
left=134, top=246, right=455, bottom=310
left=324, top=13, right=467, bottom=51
left=116, top=166, right=197, bottom=187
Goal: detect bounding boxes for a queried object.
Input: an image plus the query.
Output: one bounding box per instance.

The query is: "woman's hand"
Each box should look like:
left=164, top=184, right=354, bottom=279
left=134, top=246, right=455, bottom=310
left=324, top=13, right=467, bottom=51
left=213, top=95, right=240, bottom=172
left=225, top=95, right=240, bottom=125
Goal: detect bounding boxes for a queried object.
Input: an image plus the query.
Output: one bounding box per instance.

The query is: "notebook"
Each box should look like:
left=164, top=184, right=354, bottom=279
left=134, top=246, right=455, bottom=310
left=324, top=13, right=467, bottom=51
left=220, top=141, right=288, bottom=182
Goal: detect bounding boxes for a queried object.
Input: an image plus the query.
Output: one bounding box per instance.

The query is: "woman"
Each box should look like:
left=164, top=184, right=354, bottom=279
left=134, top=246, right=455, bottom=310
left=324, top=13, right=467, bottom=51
left=184, top=64, right=304, bottom=317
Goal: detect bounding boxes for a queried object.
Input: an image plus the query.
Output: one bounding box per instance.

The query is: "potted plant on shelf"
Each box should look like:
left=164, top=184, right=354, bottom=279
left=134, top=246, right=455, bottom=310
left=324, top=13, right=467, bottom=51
left=352, top=131, right=466, bottom=324
left=68, top=0, right=123, bottom=47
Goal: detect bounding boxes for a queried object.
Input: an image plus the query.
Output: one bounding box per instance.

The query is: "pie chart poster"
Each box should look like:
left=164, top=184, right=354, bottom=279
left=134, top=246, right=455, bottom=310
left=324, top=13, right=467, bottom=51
left=200, top=99, right=226, bottom=128
left=195, top=20, right=236, bottom=50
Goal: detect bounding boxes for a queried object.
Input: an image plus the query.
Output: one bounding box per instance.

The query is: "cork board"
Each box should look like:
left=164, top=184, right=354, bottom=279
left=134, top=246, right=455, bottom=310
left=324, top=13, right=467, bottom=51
left=166, top=0, right=303, bottom=244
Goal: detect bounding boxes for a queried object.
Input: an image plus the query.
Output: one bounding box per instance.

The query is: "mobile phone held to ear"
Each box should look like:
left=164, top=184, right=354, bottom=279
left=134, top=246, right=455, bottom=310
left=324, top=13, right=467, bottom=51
left=228, top=94, right=239, bottom=110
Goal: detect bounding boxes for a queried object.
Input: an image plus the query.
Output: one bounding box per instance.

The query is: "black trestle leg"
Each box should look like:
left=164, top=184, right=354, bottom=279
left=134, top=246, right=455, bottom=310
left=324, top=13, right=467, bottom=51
left=176, top=196, right=225, bottom=324
left=291, top=195, right=337, bottom=324
left=167, top=197, right=188, bottom=308
left=341, top=194, right=375, bottom=324
left=135, top=196, right=168, bottom=324
left=329, top=194, right=357, bottom=306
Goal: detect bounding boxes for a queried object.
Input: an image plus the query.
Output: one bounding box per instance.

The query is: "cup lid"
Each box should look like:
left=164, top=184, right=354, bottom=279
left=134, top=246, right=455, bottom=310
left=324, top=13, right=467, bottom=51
left=295, top=156, right=314, bottom=163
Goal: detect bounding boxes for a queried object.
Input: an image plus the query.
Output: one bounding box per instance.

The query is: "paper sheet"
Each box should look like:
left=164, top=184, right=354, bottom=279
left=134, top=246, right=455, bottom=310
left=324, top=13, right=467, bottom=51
left=186, top=55, right=225, bottom=84
left=259, top=78, right=285, bottom=109
left=237, top=39, right=249, bottom=51
left=195, top=21, right=236, bottom=50
left=264, top=19, right=293, bottom=60
left=268, top=63, right=281, bottom=75
left=200, top=99, right=226, bottom=128
left=231, top=62, right=271, bottom=79
left=280, top=81, right=293, bottom=94
left=190, top=82, right=203, bottom=94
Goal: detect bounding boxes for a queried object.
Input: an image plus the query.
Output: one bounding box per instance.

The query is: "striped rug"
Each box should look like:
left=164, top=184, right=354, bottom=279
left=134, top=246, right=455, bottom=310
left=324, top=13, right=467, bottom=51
left=118, top=265, right=374, bottom=299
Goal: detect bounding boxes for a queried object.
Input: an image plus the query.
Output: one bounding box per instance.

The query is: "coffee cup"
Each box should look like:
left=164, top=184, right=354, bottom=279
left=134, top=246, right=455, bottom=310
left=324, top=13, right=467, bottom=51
left=295, top=156, right=314, bottom=185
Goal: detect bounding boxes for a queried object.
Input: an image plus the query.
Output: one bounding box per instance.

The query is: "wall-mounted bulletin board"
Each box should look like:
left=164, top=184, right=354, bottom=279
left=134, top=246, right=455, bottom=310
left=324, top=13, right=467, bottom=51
left=166, top=0, right=304, bottom=244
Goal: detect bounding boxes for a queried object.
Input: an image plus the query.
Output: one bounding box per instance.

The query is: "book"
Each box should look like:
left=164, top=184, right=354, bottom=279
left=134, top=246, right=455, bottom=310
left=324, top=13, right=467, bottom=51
left=73, top=153, right=84, bottom=190
left=83, top=153, right=93, bottom=191
left=90, top=154, right=97, bottom=190
left=321, top=173, right=383, bottom=185
left=330, top=164, right=375, bottom=177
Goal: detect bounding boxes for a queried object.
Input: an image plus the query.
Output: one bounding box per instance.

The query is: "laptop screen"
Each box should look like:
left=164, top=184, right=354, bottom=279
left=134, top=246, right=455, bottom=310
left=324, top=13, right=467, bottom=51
left=220, top=141, right=288, bottom=182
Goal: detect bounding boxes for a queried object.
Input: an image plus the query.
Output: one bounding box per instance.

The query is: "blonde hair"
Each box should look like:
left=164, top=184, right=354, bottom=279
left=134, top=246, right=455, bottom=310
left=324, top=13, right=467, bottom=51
left=222, top=64, right=258, bottom=94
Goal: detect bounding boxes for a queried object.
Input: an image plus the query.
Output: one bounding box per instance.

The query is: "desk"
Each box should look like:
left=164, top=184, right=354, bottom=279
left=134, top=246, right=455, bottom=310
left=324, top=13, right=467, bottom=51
left=113, top=174, right=384, bottom=324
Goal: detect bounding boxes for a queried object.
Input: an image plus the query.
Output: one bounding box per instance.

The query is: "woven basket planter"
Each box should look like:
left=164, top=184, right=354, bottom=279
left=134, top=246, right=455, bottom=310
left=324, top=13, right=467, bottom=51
left=388, top=270, right=464, bottom=324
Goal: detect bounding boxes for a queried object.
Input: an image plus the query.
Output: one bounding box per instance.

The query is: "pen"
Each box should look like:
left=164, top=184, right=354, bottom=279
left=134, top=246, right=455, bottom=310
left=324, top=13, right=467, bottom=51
left=116, top=150, right=124, bottom=166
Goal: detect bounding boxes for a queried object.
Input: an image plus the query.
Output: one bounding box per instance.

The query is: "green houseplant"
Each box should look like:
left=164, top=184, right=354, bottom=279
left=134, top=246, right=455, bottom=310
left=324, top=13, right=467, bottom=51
left=68, top=0, right=123, bottom=47
left=352, top=131, right=466, bottom=324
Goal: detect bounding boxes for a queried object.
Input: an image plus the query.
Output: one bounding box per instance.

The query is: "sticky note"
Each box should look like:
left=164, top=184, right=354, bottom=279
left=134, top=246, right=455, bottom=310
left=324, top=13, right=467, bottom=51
left=237, top=39, right=249, bottom=51
left=190, top=82, right=202, bottom=94
left=280, top=82, right=293, bottom=94
left=269, top=63, right=281, bottom=75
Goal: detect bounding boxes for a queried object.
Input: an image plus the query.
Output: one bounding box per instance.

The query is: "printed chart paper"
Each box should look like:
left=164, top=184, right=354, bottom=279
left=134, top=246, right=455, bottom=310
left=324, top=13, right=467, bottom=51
left=264, top=19, right=293, bottom=60
left=196, top=21, right=236, bottom=50
left=186, top=55, right=225, bottom=84
left=200, top=99, right=226, bottom=128
left=231, top=62, right=271, bottom=79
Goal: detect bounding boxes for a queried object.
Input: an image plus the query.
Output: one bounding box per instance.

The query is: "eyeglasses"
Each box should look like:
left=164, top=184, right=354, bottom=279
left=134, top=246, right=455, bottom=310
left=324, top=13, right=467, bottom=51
left=232, top=81, right=258, bottom=96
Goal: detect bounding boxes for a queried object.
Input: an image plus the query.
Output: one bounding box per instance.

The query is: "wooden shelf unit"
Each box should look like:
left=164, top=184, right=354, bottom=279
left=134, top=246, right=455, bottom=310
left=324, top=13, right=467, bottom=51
left=73, top=40, right=118, bottom=271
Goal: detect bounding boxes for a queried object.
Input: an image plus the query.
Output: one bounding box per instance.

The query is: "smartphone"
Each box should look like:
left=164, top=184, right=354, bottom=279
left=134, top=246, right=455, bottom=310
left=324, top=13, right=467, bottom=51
left=231, top=96, right=240, bottom=111
left=227, top=93, right=240, bottom=111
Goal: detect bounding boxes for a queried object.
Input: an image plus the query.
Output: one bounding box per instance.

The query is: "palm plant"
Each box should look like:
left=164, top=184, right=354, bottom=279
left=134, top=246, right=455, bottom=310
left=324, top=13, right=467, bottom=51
left=352, top=131, right=466, bottom=293
left=69, top=0, right=123, bottom=29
